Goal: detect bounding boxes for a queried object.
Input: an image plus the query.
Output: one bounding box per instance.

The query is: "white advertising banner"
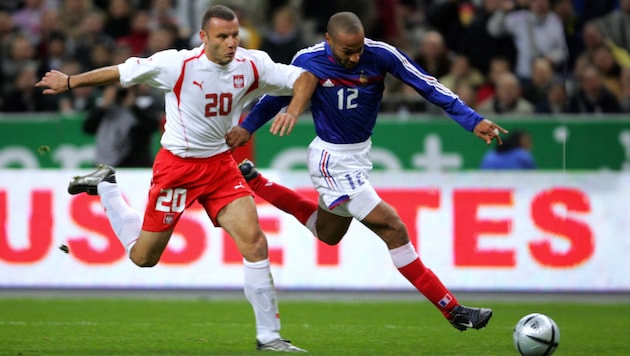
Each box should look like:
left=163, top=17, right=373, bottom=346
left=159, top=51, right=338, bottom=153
left=1, top=169, right=629, bottom=292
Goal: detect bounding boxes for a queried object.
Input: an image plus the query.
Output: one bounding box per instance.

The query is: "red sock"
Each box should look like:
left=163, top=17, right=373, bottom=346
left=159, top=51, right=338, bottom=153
left=398, top=258, right=458, bottom=318
left=247, top=174, right=318, bottom=225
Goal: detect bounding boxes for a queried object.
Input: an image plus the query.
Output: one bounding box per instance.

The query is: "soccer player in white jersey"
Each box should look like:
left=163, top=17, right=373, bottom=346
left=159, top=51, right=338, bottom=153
left=227, top=12, right=507, bottom=334
left=36, top=5, right=316, bottom=353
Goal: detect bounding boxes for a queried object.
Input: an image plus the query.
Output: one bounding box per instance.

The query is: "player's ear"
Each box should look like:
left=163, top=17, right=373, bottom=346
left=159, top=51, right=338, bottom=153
left=199, top=29, right=207, bottom=44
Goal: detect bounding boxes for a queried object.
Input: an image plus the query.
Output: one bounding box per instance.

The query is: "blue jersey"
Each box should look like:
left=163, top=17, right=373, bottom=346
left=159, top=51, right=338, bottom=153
left=480, top=148, right=536, bottom=169
left=241, top=38, right=484, bottom=144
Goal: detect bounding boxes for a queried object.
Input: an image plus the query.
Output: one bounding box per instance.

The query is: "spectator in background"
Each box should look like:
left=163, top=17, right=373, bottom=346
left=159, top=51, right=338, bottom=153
left=0, top=9, right=20, bottom=59
left=38, top=31, right=70, bottom=75
left=118, top=10, right=150, bottom=56
left=522, top=57, right=557, bottom=108
left=454, top=81, right=478, bottom=110
left=536, top=80, right=569, bottom=114
left=480, top=129, right=536, bottom=170
left=414, top=30, right=452, bottom=80
left=143, top=24, right=178, bottom=56
left=1, top=63, right=57, bottom=112
left=581, top=19, right=606, bottom=50
left=567, top=64, right=623, bottom=114
left=551, top=0, right=584, bottom=69
left=476, top=56, right=512, bottom=105
left=371, top=0, right=407, bottom=49
left=103, top=0, right=132, bottom=40
left=232, top=5, right=262, bottom=49
left=87, top=40, right=114, bottom=70
left=426, top=0, right=471, bottom=53
left=439, top=54, right=485, bottom=93
left=83, top=84, right=160, bottom=167
left=477, top=71, right=535, bottom=115
left=58, top=0, right=94, bottom=40
left=590, top=44, right=623, bottom=100
left=487, top=0, right=568, bottom=86
left=1, top=34, right=40, bottom=96
left=11, top=0, right=49, bottom=43
left=260, top=5, right=307, bottom=64
left=400, top=30, right=453, bottom=114
left=36, top=7, right=63, bottom=59
left=72, top=9, right=114, bottom=70
left=461, top=0, right=516, bottom=76
left=147, top=0, right=180, bottom=30
left=591, top=0, right=630, bottom=51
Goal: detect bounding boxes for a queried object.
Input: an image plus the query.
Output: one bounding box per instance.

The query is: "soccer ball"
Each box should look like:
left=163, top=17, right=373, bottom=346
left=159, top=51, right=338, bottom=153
left=513, top=313, right=560, bottom=356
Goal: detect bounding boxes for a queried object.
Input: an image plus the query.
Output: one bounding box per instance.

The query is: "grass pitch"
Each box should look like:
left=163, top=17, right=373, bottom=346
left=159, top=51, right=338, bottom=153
left=0, top=294, right=628, bottom=355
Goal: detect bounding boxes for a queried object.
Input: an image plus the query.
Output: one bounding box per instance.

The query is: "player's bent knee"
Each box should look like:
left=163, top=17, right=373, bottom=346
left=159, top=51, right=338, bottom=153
left=238, top=232, right=269, bottom=261
left=129, top=251, right=160, bottom=267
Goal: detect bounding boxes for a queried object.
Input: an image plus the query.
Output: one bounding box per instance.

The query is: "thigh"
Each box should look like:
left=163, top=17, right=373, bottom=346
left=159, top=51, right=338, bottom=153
left=315, top=206, right=353, bottom=245
left=217, top=195, right=268, bottom=261
left=130, top=229, right=175, bottom=266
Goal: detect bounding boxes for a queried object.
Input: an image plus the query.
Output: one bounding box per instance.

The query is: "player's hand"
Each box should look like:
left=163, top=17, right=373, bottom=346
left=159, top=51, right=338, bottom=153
left=270, top=112, right=298, bottom=137
left=225, top=126, right=251, bottom=149
left=35, top=70, right=70, bottom=94
left=473, top=118, right=508, bottom=145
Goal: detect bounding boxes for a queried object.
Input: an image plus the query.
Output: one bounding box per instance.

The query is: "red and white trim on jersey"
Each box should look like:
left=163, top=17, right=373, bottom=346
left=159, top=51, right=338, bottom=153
left=244, top=60, right=259, bottom=96
left=173, top=48, right=205, bottom=107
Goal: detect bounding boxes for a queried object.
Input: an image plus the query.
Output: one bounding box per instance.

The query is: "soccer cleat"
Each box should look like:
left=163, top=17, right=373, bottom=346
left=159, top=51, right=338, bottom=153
left=239, top=159, right=260, bottom=181
left=448, top=305, right=493, bottom=331
left=256, top=339, right=307, bottom=352
left=68, top=164, right=116, bottom=195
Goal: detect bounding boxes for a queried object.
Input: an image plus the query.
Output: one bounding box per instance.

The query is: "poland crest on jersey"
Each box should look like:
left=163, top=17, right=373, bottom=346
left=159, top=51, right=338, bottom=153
left=233, top=75, right=244, bottom=88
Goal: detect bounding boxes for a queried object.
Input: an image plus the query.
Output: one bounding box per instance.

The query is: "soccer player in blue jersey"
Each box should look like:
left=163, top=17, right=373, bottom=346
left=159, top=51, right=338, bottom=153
left=226, top=11, right=506, bottom=331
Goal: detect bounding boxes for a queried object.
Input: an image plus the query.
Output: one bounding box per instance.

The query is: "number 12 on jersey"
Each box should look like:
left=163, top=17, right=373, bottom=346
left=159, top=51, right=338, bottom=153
left=337, top=88, right=358, bottom=110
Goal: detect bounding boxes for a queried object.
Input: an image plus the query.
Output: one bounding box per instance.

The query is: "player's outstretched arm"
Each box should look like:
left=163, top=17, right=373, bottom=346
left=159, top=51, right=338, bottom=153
left=473, top=118, right=508, bottom=145
left=36, top=66, right=121, bottom=95
left=270, top=71, right=318, bottom=137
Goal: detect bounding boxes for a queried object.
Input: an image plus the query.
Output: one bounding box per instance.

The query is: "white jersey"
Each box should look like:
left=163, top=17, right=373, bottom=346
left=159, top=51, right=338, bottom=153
left=118, top=45, right=304, bottom=158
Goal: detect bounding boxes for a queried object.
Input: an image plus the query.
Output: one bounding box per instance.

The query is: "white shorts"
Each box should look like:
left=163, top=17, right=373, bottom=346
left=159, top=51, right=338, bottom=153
left=307, top=136, right=381, bottom=220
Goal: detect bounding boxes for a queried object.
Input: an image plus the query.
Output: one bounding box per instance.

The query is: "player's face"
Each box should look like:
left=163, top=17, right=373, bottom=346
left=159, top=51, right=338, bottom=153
left=327, top=30, right=364, bottom=70
left=200, top=17, right=240, bottom=65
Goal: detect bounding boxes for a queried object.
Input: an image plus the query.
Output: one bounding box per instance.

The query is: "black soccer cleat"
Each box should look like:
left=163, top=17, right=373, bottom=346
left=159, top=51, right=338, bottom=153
left=239, top=159, right=260, bottom=181
left=449, top=305, right=493, bottom=331
left=68, top=164, right=116, bottom=195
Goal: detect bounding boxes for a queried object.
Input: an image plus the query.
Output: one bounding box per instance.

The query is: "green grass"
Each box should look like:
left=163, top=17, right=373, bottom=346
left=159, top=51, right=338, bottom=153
left=0, top=296, right=629, bottom=355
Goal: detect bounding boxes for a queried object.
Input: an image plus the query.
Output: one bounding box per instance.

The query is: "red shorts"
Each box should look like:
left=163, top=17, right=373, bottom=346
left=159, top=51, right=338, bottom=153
left=142, top=149, right=253, bottom=231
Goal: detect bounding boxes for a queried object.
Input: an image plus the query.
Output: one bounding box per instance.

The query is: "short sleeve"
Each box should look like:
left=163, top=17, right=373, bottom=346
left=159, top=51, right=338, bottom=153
left=249, top=49, right=305, bottom=96
left=118, top=49, right=181, bottom=90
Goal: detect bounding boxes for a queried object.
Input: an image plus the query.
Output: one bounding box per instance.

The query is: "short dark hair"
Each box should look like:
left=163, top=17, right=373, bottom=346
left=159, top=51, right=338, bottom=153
left=326, top=12, right=363, bottom=38
left=201, top=5, right=236, bottom=29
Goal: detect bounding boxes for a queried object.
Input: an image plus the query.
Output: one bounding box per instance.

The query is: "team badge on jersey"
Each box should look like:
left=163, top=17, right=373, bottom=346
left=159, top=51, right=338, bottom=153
left=163, top=213, right=175, bottom=225
left=359, top=74, right=369, bottom=86
left=233, top=75, right=244, bottom=88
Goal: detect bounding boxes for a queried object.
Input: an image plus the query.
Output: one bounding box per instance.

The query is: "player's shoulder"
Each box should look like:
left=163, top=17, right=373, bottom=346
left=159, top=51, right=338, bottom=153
left=364, top=38, right=400, bottom=56
left=235, top=47, right=273, bottom=63
left=148, top=46, right=204, bottom=63
left=293, top=42, right=326, bottom=60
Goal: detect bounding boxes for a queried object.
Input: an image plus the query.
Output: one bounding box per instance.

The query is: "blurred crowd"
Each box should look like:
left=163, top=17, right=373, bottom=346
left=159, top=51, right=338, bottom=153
left=1, top=0, right=630, bottom=117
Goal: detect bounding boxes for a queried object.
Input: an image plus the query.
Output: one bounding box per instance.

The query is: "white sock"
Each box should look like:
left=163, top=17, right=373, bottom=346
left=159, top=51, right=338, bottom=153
left=243, top=258, right=281, bottom=343
left=305, top=210, right=318, bottom=236
left=389, top=242, right=419, bottom=268
left=97, top=182, right=142, bottom=255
